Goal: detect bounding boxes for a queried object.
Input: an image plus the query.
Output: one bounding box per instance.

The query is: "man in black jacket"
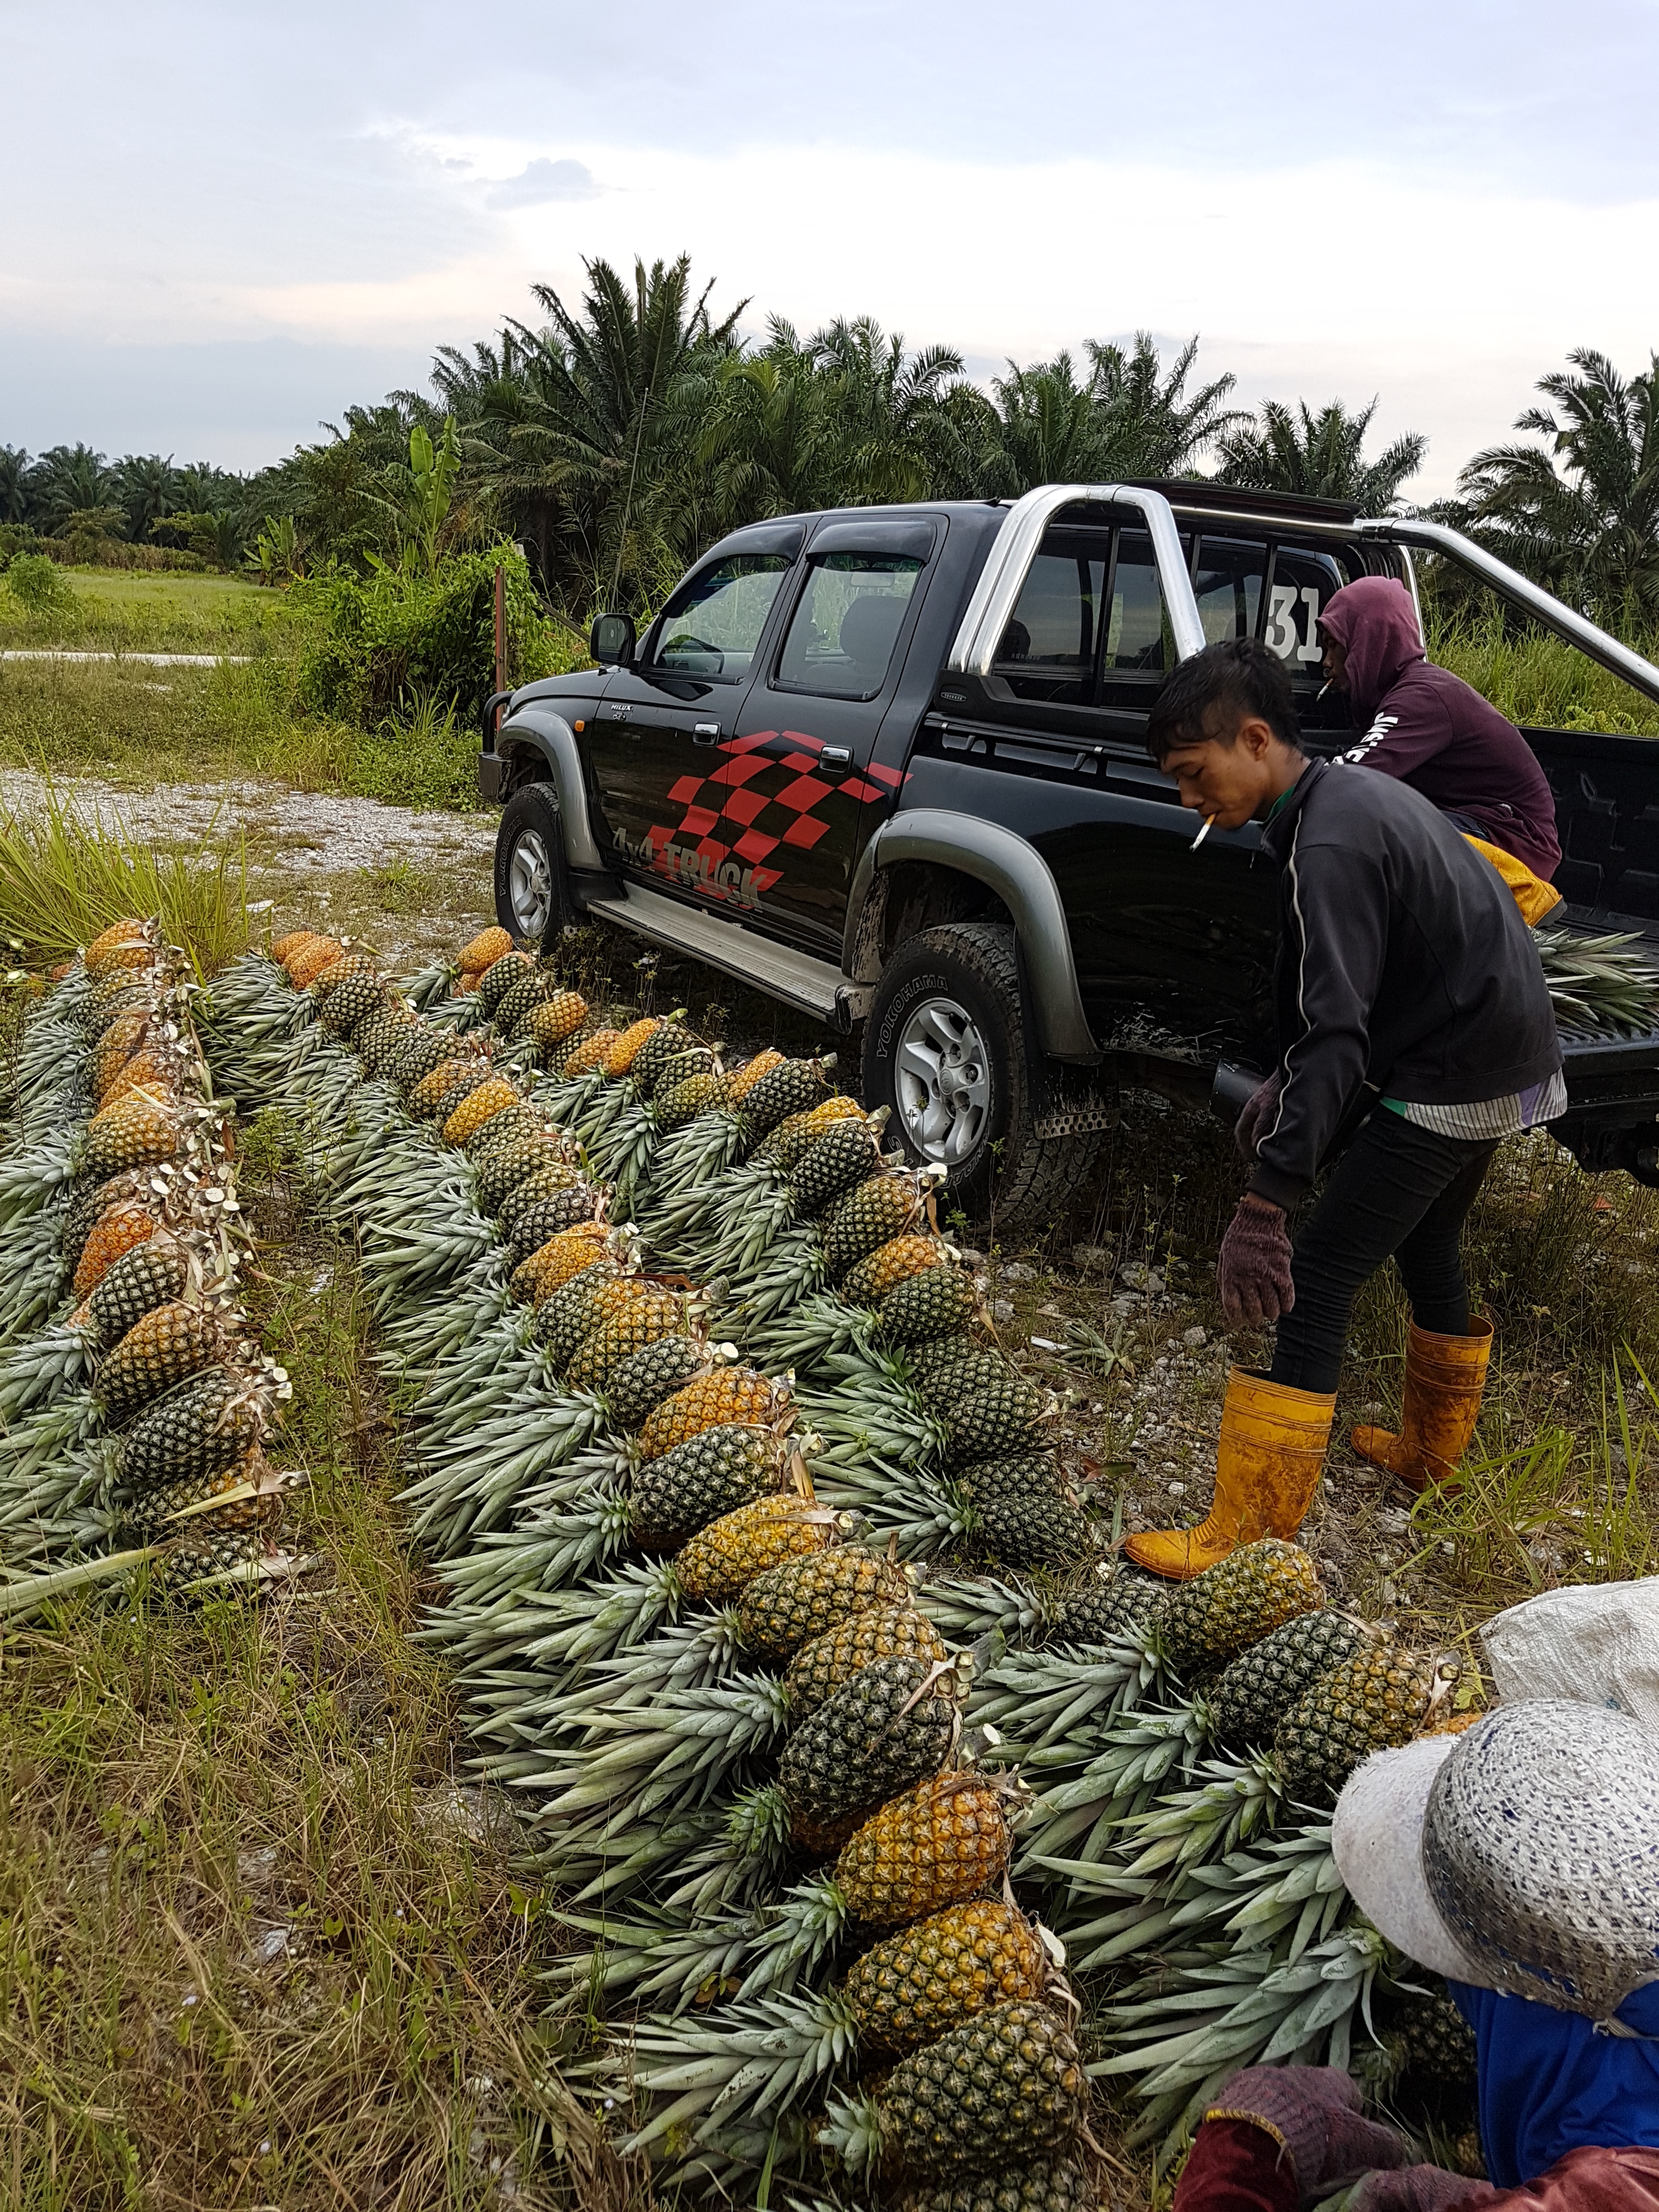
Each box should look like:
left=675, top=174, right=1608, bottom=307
left=1126, top=639, right=1562, bottom=1581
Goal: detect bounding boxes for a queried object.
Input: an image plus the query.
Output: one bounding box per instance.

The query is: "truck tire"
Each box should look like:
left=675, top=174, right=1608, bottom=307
left=862, top=922, right=1100, bottom=1236
left=493, top=782, right=574, bottom=944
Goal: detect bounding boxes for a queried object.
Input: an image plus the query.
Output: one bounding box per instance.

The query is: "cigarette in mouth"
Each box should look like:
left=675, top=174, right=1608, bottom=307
left=1190, top=814, right=1216, bottom=850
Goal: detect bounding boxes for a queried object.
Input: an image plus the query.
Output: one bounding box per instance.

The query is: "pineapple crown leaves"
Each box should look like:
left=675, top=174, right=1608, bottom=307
left=531, top=1674, right=793, bottom=1820
left=618, top=1987, right=860, bottom=2155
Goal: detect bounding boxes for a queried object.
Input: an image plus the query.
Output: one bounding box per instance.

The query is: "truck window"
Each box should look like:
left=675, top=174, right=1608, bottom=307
left=776, top=552, right=924, bottom=699
left=1193, top=537, right=1267, bottom=645
left=650, top=552, right=793, bottom=681
left=1262, top=546, right=1352, bottom=670
left=993, top=531, right=1108, bottom=704
left=1105, top=531, right=1175, bottom=673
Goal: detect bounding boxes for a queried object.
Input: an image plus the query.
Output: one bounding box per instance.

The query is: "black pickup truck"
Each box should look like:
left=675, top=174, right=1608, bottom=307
left=479, top=482, right=1659, bottom=1229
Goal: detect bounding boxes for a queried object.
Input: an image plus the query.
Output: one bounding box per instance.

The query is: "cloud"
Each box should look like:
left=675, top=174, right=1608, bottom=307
left=486, top=157, right=600, bottom=208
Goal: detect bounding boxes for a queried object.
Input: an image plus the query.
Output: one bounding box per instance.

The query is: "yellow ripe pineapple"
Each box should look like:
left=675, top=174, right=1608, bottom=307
left=833, top=1769, right=1023, bottom=1927
left=674, top=1492, right=832, bottom=1604
left=634, top=1367, right=791, bottom=1464
left=73, top=1205, right=161, bottom=1299
left=841, top=1234, right=945, bottom=1306
left=100, top=1046, right=180, bottom=1110
left=459, top=925, right=514, bottom=973
left=441, top=1077, right=520, bottom=1148
left=840, top=1898, right=1052, bottom=2056
left=85, top=917, right=155, bottom=973
left=603, top=1016, right=661, bottom=1076
left=269, top=929, right=318, bottom=964
left=82, top=1090, right=179, bottom=1181
left=409, top=1056, right=488, bottom=1119
left=528, top=992, right=589, bottom=1057
left=727, top=1046, right=786, bottom=1102
left=523, top=1222, right=614, bottom=1302
left=285, top=936, right=345, bottom=987
left=559, top=1028, right=620, bottom=1077
left=565, top=1290, right=687, bottom=1392
left=310, top=949, right=376, bottom=997
left=93, top=1009, right=153, bottom=1099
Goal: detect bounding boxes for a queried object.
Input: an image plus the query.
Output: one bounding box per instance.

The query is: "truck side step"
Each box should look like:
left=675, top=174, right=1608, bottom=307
left=582, top=882, right=863, bottom=1026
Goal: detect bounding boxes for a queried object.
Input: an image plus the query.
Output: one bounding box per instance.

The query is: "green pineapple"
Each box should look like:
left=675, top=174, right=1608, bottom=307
left=120, top=1367, right=264, bottom=1489
left=461, top=1100, right=540, bottom=1159
left=941, top=1376, right=1050, bottom=1470
left=881, top=1265, right=978, bottom=1347
left=1157, top=1537, right=1323, bottom=1680
left=912, top=1345, right=1013, bottom=1413
left=737, top=1055, right=836, bottom=1144
left=898, top=2157, right=1099, bottom=2212
left=1274, top=1644, right=1451, bottom=1807
left=628, top=1421, right=785, bottom=1549
left=506, top=1186, right=599, bottom=1266
left=351, top=1003, right=417, bottom=1076
left=642, top=1044, right=715, bottom=1101
left=656, top=1068, right=731, bottom=1131
left=822, top=1171, right=929, bottom=1282
left=1210, top=1609, right=1373, bottom=1750
left=317, top=970, right=386, bottom=1037
left=968, top=1486, right=1092, bottom=1572
left=493, top=967, right=549, bottom=1038
left=606, top=1335, right=712, bottom=1431
left=783, top=1604, right=947, bottom=1719
left=533, top=1261, right=627, bottom=1365
left=477, top=949, right=533, bottom=1012
left=789, top=1119, right=885, bottom=1217
left=737, top=1545, right=913, bottom=1662
left=629, top=1018, right=699, bottom=1094
left=385, top=1023, right=452, bottom=1092
left=477, top=1139, right=575, bottom=1219
left=84, top=1234, right=189, bottom=1348
left=779, top=1652, right=965, bottom=1852
left=1045, top=1567, right=1166, bottom=1649
left=565, top=1292, right=686, bottom=1392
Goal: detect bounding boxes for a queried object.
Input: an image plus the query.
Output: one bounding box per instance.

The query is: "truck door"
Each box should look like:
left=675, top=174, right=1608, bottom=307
left=662, top=516, right=939, bottom=944
left=592, top=531, right=801, bottom=896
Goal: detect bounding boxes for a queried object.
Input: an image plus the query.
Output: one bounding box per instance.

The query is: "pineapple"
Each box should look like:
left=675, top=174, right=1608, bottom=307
left=524, top=1222, right=615, bottom=1302
left=97, top=1302, right=222, bottom=1427
left=73, top=1204, right=161, bottom=1299
left=1274, top=1644, right=1451, bottom=1807
left=1157, top=1537, right=1323, bottom=1680
left=1045, top=1567, right=1166, bottom=1650
left=834, top=1769, right=1025, bottom=1928
left=505, top=1185, right=599, bottom=1268
left=269, top=929, right=317, bottom=964
left=780, top=1653, right=964, bottom=1852
left=482, top=1147, right=579, bottom=1223
left=442, top=1077, right=520, bottom=1148
left=911, top=1346, right=1011, bottom=1412
left=845, top=1235, right=951, bottom=1306
left=86, top=917, right=155, bottom=972
left=534, top=1261, right=632, bottom=1365
left=604, top=1016, right=661, bottom=1075
left=477, top=949, right=533, bottom=1012
left=93, top=1009, right=153, bottom=1099
left=351, top=1003, right=418, bottom=1076
left=120, top=1367, right=264, bottom=1489
left=491, top=966, right=548, bottom=1037
left=634, top=1368, right=789, bottom=1464
left=822, top=2000, right=1087, bottom=2179
left=941, top=1376, right=1051, bottom=1471
left=656, top=1069, right=731, bottom=1131
left=629, top=1018, right=697, bottom=1094
left=1210, top=1609, right=1373, bottom=1751
left=674, top=1492, right=832, bottom=1604
left=82, top=1091, right=178, bottom=1181
left=286, top=936, right=345, bottom=988
left=880, top=1265, right=978, bottom=1347
left=737, top=1054, right=836, bottom=1143
left=459, top=925, right=514, bottom=972
left=84, top=1233, right=189, bottom=1348
left=565, top=1291, right=688, bottom=1393
left=784, top=1604, right=947, bottom=1719
left=968, top=1487, right=1092, bottom=1572
left=559, top=1028, right=620, bottom=1077
left=725, top=1047, right=786, bottom=1102
left=749, top=1092, right=867, bottom=1170
left=604, top=1335, right=713, bottom=1431
left=790, top=1119, right=886, bottom=1217
left=823, top=1173, right=928, bottom=1282
left=640, top=1043, right=715, bottom=1101
left=842, top=1899, right=1050, bottom=2057
left=528, top=991, right=591, bottom=1058
left=950, top=1451, right=1065, bottom=1501
left=465, top=1101, right=546, bottom=1161
left=736, top=1544, right=912, bottom=1661
left=898, top=2155, right=1098, bottom=2212
left=125, top=1454, right=275, bottom=1544
left=83, top=975, right=154, bottom=1030
left=310, top=949, right=377, bottom=998
left=383, top=1025, right=453, bottom=1092
left=628, top=1420, right=786, bottom=1549
left=410, top=1057, right=488, bottom=1120
left=64, top=1171, right=149, bottom=1273
left=101, top=1046, right=182, bottom=1110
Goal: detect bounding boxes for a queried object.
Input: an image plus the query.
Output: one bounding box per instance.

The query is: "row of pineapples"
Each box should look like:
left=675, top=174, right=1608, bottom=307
left=199, top=922, right=1479, bottom=2202
left=0, top=918, right=296, bottom=1605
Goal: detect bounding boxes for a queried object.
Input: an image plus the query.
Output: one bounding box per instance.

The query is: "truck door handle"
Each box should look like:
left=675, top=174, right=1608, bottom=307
left=692, top=722, right=721, bottom=746
left=821, top=746, right=853, bottom=775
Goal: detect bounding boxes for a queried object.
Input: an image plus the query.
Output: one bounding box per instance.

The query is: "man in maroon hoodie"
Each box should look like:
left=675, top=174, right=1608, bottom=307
left=1319, top=576, right=1562, bottom=881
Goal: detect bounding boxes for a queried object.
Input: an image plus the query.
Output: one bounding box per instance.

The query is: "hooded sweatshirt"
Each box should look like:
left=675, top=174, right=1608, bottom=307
left=1320, top=576, right=1562, bottom=881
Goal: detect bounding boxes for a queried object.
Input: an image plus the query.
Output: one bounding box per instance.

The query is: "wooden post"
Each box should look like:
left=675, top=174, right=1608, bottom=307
left=493, top=562, right=506, bottom=730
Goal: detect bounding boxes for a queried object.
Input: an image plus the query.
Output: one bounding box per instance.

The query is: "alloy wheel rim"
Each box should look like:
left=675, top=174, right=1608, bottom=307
left=894, top=994, right=991, bottom=1166
left=509, top=828, right=552, bottom=937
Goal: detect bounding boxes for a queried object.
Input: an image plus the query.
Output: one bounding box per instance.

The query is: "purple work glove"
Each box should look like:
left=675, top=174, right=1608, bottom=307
left=1234, top=1072, right=1283, bottom=1164
left=1218, top=1194, right=1296, bottom=1329
left=1207, top=2066, right=1408, bottom=2204
left=1353, top=2167, right=1499, bottom=2211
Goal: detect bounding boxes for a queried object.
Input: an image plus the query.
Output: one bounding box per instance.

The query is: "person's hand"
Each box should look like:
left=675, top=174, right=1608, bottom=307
left=1234, top=1073, right=1283, bottom=1164
left=1218, top=1194, right=1295, bottom=1328
left=1206, top=2066, right=1408, bottom=2205
left=1353, top=2166, right=1499, bottom=2210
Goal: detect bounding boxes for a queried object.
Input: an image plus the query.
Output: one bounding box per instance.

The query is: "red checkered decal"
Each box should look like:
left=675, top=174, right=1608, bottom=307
left=644, top=731, right=907, bottom=904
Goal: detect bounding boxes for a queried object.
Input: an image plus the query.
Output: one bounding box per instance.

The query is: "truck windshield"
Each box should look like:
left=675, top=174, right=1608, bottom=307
left=651, top=552, right=793, bottom=680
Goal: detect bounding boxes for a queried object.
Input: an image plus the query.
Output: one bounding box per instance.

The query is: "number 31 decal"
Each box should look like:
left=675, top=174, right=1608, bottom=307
left=1265, top=583, right=1323, bottom=662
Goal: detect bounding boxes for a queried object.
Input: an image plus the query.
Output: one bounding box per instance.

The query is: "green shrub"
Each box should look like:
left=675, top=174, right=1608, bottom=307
left=290, top=544, right=579, bottom=727
left=3, top=553, right=75, bottom=617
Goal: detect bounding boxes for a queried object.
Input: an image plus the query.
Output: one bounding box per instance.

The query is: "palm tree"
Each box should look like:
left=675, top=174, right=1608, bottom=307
left=31, top=445, right=121, bottom=533
left=1215, top=397, right=1425, bottom=515
left=114, top=453, right=183, bottom=542
left=986, top=353, right=1111, bottom=494
left=1458, top=348, right=1659, bottom=633
left=0, top=447, right=30, bottom=527
left=808, top=318, right=966, bottom=504
left=697, top=327, right=832, bottom=527
left=1087, top=333, right=1245, bottom=478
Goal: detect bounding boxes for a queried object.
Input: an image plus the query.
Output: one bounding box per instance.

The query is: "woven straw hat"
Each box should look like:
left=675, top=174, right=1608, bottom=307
left=1336, top=1699, right=1659, bottom=2024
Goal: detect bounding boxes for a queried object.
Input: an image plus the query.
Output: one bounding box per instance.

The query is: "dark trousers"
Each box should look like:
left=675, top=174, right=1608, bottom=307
left=1271, top=1109, right=1498, bottom=1396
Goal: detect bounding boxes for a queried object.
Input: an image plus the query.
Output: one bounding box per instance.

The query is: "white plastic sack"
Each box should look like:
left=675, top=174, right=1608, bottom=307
left=1480, top=1578, right=1659, bottom=1725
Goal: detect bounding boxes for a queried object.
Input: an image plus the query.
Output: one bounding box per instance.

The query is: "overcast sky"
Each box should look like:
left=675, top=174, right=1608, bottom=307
left=4, top=0, right=1657, bottom=495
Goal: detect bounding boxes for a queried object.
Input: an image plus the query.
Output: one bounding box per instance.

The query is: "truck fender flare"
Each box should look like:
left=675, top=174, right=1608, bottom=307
left=493, top=708, right=608, bottom=874
left=845, top=808, right=1101, bottom=1064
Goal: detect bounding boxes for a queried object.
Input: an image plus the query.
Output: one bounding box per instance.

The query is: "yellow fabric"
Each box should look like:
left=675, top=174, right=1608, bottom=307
left=1463, top=833, right=1564, bottom=928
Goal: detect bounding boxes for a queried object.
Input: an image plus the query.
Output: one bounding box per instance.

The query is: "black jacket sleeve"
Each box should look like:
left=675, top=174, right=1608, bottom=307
left=1249, top=831, right=1389, bottom=1210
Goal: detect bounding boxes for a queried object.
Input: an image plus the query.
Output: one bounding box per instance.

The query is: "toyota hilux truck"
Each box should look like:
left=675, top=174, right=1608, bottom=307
left=477, top=481, right=1659, bottom=1230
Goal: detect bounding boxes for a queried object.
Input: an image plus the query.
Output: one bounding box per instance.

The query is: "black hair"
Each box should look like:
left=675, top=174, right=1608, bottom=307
left=1145, top=637, right=1303, bottom=764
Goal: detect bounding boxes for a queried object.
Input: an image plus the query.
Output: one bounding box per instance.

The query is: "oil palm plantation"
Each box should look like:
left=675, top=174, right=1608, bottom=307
left=1458, top=348, right=1659, bottom=634
left=1216, top=397, right=1425, bottom=516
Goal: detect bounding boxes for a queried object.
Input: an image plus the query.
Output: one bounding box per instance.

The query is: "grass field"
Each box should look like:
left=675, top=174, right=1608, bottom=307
left=2, top=567, right=294, bottom=656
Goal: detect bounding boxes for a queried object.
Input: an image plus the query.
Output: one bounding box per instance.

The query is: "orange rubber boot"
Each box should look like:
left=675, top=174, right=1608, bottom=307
left=1122, top=1368, right=1337, bottom=1581
left=1351, top=1319, right=1492, bottom=1496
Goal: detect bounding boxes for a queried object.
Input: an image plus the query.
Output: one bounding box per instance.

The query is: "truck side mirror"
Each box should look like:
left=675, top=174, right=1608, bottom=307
left=590, top=612, right=636, bottom=667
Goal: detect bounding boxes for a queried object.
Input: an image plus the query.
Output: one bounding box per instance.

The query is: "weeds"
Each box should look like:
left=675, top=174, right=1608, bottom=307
left=1433, top=614, right=1659, bottom=736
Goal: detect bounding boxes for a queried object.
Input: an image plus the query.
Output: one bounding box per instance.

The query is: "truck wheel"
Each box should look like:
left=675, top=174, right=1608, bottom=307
left=862, top=922, right=1100, bottom=1235
left=493, top=783, right=572, bottom=944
